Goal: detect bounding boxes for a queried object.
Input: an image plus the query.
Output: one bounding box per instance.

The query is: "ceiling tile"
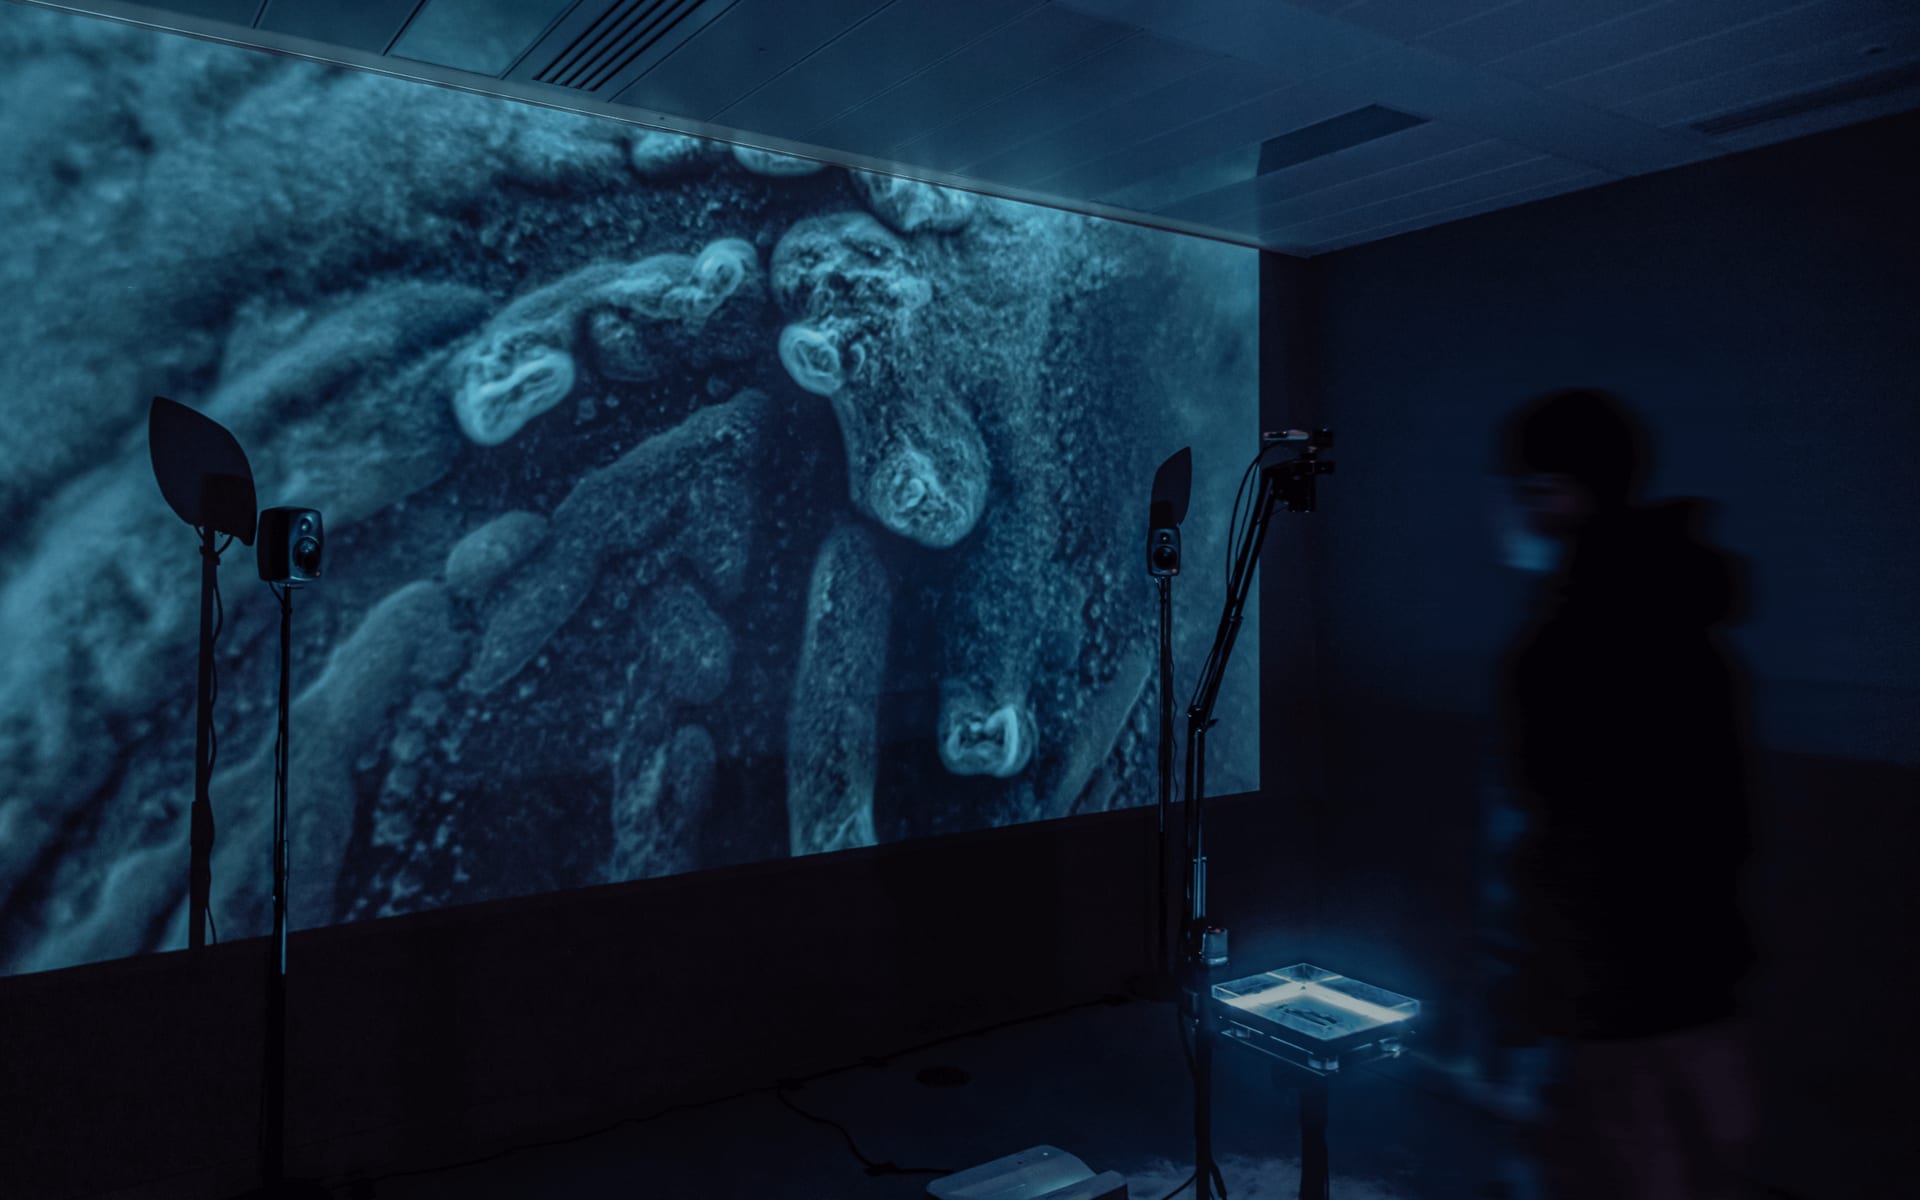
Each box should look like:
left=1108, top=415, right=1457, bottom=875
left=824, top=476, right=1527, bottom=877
left=1099, top=143, right=1266, bottom=215
left=151, top=0, right=259, bottom=24
left=259, top=0, right=418, bottom=53
left=889, top=33, right=1225, bottom=173
left=1098, top=106, right=1437, bottom=216
left=711, top=0, right=1038, bottom=141
left=1042, top=82, right=1360, bottom=199
left=1486, top=0, right=1814, bottom=90
left=1290, top=167, right=1609, bottom=252
left=1554, top=5, right=1920, bottom=110
left=1249, top=137, right=1536, bottom=228
left=1327, top=0, right=1526, bottom=44
left=1269, top=155, right=1599, bottom=242
left=1160, top=119, right=1481, bottom=226
left=806, top=5, right=1137, bottom=157
left=1070, top=0, right=1719, bottom=177
left=390, top=0, right=575, bottom=76
left=1690, top=70, right=1920, bottom=151
left=1616, top=24, right=1920, bottom=127
left=613, top=0, right=892, bottom=122
left=960, top=54, right=1280, bottom=186
left=1415, top=1, right=1669, bottom=66
left=1060, top=0, right=1381, bottom=80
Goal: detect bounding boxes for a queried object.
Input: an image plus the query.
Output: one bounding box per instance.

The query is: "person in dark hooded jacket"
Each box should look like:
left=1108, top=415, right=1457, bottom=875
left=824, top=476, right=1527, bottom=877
left=1485, top=388, right=1760, bottom=1199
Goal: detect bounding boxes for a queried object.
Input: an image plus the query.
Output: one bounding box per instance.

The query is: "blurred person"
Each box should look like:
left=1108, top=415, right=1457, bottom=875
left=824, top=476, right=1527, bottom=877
left=1475, top=388, right=1761, bottom=1199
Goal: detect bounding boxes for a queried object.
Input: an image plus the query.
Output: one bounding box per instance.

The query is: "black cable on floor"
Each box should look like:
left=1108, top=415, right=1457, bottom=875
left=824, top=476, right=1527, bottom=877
left=774, top=1080, right=954, bottom=1178
left=792, top=990, right=1133, bottom=1089
left=320, top=990, right=1136, bottom=1194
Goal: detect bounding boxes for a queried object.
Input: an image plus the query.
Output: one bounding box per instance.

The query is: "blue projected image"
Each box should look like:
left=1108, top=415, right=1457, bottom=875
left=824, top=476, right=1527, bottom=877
left=0, top=5, right=1258, bottom=976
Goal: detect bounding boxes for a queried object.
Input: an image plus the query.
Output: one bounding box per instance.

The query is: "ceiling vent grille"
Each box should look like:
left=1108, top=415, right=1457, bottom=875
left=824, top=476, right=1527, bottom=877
left=535, top=0, right=707, bottom=92
left=1690, top=62, right=1920, bottom=137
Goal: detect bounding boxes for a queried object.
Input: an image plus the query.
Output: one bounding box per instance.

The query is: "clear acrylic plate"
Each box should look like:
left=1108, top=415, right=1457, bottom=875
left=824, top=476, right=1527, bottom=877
left=1211, top=963, right=1420, bottom=1045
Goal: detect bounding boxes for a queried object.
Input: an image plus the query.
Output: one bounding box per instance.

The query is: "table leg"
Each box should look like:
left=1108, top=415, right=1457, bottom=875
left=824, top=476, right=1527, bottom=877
left=1299, top=1077, right=1329, bottom=1200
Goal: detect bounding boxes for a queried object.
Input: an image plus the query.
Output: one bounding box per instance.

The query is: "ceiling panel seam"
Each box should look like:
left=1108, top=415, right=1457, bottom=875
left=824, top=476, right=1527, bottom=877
left=883, top=28, right=1147, bottom=159
left=1078, top=93, right=1410, bottom=205
left=1414, top=0, right=1669, bottom=65
left=1023, top=79, right=1305, bottom=193
left=1057, top=0, right=1717, bottom=175
left=709, top=0, right=906, bottom=123
left=1245, top=138, right=1531, bottom=228
left=1479, top=0, right=1675, bottom=68
left=1691, top=60, right=1920, bottom=134
left=1407, top=0, right=1538, bottom=47
left=914, top=38, right=1236, bottom=175
left=800, top=1, right=1055, bottom=141
left=1151, top=120, right=1474, bottom=225
left=950, top=56, right=1230, bottom=176
left=1267, top=155, right=1594, bottom=235
left=381, top=0, right=432, bottom=57
left=1297, top=170, right=1605, bottom=252
left=1618, top=19, right=1920, bottom=118
left=1548, top=0, right=1828, bottom=90
left=1212, top=134, right=1508, bottom=228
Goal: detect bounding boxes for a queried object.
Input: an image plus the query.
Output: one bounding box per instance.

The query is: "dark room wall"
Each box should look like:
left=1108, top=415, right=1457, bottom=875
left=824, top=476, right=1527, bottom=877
left=1289, top=108, right=1919, bottom=1195
left=0, top=770, right=1329, bottom=1200
left=0, top=792, right=1313, bottom=1199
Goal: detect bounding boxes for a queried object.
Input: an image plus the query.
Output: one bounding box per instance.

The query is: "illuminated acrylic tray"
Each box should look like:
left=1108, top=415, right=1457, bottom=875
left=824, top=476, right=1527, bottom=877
left=1210, top=964, right=1420, bottom=1075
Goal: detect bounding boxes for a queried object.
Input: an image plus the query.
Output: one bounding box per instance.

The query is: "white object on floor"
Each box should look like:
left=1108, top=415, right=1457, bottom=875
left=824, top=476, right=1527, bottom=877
left=930, top=1145, right=1127, bottom=1200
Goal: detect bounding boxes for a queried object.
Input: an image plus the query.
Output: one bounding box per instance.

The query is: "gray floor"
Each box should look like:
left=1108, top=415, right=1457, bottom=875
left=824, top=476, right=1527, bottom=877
left=357, top=996, right=1502, bottom=1199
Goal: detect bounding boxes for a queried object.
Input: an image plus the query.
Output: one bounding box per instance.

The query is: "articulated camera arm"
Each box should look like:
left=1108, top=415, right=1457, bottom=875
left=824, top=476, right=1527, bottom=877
left=1182, top=428, right=1334, bottom=943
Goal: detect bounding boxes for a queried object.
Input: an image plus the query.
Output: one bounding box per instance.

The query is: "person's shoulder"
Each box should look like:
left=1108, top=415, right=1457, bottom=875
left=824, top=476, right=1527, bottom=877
left=1641, top=498, right=1749, bottom=626
left=1646, top=495, right=1713, bottom=535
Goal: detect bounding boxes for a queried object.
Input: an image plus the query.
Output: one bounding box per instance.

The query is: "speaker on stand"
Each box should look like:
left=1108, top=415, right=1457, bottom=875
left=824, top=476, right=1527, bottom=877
left=236, top=506, right=328, bottom=1200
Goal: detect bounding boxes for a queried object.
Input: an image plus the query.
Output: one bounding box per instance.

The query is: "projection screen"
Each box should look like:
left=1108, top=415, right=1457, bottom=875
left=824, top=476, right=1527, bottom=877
left=0, top=3, right=1258, bottom=976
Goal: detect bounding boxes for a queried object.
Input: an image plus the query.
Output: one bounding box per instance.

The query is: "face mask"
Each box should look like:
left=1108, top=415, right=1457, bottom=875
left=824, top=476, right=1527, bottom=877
left=1501, top=524, right=1565, bottom=575
left=1489, top=480, right=1566, bottom=575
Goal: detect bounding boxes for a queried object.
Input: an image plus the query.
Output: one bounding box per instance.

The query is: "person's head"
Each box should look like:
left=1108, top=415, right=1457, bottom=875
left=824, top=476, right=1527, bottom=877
left=1492, top=388, right=1652, bottom=571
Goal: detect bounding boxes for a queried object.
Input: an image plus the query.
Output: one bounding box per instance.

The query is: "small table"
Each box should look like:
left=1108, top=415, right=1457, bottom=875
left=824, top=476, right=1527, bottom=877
left=1207, top=965, right=1421, bottom=1200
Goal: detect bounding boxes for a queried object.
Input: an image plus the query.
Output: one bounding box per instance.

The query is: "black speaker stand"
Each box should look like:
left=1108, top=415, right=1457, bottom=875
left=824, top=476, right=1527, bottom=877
left=230, top=587, right=328, bottom=1200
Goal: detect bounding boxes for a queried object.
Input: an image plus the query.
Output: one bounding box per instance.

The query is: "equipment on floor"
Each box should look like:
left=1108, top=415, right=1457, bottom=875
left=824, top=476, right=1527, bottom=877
left=928, top=1146, right=1127, bottom=1200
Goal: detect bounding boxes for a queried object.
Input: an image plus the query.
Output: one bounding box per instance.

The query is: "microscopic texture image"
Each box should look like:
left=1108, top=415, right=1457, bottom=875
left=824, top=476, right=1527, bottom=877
left=0, top=4, right=1257, bottom=975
